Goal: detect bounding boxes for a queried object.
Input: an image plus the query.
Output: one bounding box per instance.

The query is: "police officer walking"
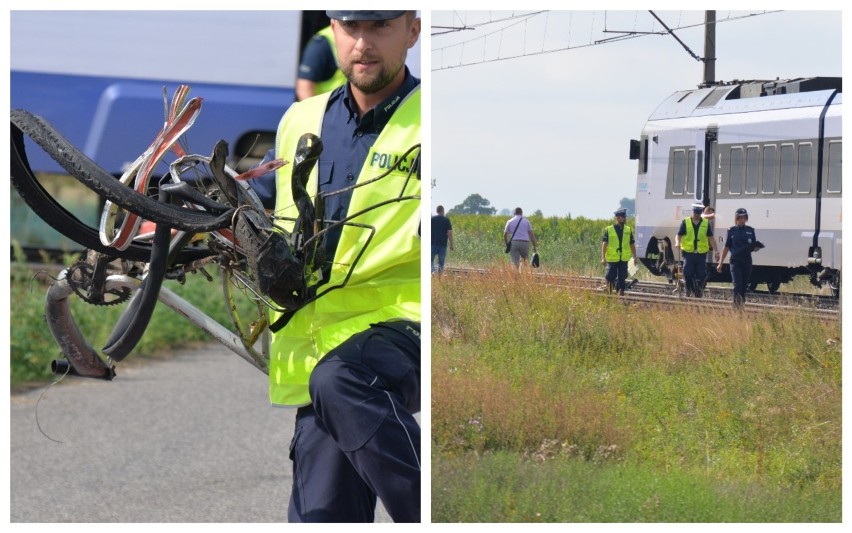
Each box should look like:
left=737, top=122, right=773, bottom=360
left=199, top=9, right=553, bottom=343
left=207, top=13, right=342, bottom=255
left=675, top=202, right=718, bottom=297
left=716, top=207, right=762, bottom=308
left=601, top=208, right=637, bottom=295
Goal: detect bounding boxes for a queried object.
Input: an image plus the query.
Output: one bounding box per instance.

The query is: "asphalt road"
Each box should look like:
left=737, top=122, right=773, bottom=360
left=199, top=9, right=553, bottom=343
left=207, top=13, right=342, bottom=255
left=9, top=343, right=395, bottom=523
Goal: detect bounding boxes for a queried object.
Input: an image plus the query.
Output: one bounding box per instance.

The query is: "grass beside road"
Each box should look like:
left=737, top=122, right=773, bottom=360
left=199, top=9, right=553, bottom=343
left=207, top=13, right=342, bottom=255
left=10, top=246, right=249, bottom=388
left=431, top=271, right=841, bottom=522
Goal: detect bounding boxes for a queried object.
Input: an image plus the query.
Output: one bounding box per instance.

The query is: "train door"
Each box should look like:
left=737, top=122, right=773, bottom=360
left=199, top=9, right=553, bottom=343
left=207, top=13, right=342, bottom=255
left=701, top=127, right=718, bottom=209
left=702, top=126, right=722, bottom=264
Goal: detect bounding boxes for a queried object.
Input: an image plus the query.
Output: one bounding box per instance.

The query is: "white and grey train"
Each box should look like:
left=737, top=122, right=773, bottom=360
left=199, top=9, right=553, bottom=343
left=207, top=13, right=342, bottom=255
left=631, top=77, right=841, bottom=296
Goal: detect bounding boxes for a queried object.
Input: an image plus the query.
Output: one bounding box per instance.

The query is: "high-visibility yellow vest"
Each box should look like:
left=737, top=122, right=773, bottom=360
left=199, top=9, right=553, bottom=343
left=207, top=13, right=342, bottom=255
left=605, top=224, right=633, bottom=262
left=680, top=217, right=710, bottom=254
left=268, top=87, right=421, bottom=406
left=313, top=26, right=347, bottom=95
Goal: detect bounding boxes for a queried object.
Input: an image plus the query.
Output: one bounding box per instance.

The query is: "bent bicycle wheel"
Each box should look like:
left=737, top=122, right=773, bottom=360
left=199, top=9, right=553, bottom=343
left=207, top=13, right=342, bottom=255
left=11, top=109, right=234, bottom=233
left=11, top=111, right=220, bottom=262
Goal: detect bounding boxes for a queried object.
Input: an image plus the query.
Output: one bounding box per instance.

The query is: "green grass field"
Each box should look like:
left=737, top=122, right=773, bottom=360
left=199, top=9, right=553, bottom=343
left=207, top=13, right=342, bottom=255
left=431, top=214, right=841, bottom=522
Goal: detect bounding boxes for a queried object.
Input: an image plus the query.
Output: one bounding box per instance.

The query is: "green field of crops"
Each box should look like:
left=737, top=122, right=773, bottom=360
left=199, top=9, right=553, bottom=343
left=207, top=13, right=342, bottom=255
left=437, top=212, right=608, bottom=274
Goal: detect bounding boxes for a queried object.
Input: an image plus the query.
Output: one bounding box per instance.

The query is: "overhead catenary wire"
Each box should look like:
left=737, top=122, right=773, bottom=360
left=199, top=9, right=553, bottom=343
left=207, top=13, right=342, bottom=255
left=433, top=10, right=781, bottom=71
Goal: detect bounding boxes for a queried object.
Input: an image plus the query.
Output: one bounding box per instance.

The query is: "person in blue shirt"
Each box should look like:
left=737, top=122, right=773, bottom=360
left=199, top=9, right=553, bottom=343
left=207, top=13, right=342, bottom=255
left=716, top=207, right=762, bottom=308
left=431, top=205, right=454, bottom=273
left=296, top=24, right=346, bottom=100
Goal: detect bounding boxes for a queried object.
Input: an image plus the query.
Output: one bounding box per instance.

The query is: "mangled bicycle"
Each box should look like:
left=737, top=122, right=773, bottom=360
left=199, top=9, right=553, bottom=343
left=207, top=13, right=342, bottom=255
left=11, top=84, right=421, bottom=380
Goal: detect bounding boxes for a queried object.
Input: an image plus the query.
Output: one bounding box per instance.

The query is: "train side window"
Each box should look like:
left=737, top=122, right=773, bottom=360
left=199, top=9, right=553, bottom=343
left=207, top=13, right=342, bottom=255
left=779, top=143, right=795, bottom=194
left=745, top=145, right=759, bottom=194
left=797, top=143, right=813, bottom=194
left=826, top=140, right=842, bottom=193
left=686, top=149, right=696, bottom=195
left=761, top=145, right=777, bottom=194
left=672, top=149, right=686, bottom=194
left=695, top=149, right=704, bottom=201
left=729, top=146, right=744, bottom=194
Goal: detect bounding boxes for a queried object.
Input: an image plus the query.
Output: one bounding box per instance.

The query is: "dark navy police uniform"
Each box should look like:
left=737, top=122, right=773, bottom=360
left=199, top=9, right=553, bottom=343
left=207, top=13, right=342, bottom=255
left=248, top=70, right=422, bottom=523
left=723, top=224, right=757, bottom=307
left=292, top=320, right=420, bottom=522
left=299, top=32, right=339, bottom=85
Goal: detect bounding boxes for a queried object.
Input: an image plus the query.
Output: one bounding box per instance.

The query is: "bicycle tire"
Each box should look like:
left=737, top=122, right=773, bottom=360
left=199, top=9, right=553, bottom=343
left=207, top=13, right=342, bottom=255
left=11, top=109, right=235, bottom=233
left=102, top=211, right=173, bottom=361
left=11, top=118, right=213, bottom=263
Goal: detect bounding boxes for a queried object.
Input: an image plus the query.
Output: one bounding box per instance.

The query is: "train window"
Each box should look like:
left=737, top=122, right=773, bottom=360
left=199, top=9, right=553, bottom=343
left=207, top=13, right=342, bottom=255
left=686, top=149, right=696, bottom=195
left=762, top=145, right=777, bottom=194
left=729, top=147, right=744, bottom=194
left=779, top=144, right=794, bottom=194
left=672, top=149, right=686, bottom=194
left=694, top=149, right=704, bottom=201
left=745, top=145, right=759, bottom=194
left=826, top=141, right=842, bottom=193
left=797, top=143, right=813, bottom=193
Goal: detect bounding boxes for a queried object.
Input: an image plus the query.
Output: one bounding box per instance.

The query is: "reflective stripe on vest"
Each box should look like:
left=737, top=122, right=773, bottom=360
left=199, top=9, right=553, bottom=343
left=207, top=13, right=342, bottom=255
left=681, top=217, right=709, bottom=254
left=268, top=87, right=421, bottom=406
left=605, top=224, right=633, bottom=262
left=314, top=27, right=347, bottom=95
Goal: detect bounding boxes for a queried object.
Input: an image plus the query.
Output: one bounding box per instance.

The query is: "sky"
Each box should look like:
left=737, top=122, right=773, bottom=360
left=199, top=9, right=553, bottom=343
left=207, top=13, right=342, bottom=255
left=430, top=9, right=842, bottom=219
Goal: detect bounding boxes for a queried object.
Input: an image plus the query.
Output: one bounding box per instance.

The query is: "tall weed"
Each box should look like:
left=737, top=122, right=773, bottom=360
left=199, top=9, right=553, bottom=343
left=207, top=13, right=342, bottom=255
left=432, top=270, right=841, bottom=520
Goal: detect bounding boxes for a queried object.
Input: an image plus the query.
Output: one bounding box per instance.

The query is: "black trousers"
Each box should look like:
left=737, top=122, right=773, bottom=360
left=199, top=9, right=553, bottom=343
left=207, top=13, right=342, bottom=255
left=287, top=321, right=421, bottom=523
left=730, top=260, right=752, bottom=308
left=605, top=261, right=629, bottom=293
left=682, top=251, right=708, bottom=297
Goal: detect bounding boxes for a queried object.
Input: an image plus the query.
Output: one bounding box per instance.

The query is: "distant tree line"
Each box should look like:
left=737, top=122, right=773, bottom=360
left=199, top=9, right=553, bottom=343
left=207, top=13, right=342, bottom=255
left=446, top=194, right=635, bottom=217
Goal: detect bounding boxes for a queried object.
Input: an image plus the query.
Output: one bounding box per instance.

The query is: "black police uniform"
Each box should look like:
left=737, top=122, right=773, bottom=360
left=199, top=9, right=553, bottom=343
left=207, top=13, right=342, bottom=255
left=723, top=224, right=758, bottom=307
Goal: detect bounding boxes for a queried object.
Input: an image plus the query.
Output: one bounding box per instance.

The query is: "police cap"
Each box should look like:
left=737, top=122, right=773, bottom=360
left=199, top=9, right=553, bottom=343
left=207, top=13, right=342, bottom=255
left=326, top=11, right=407, bottom=21
left=614, top=208, right=628, bottom=217
left=735, top=208, right=749, bottom=218
left=691, top=203, right=704, bottom=214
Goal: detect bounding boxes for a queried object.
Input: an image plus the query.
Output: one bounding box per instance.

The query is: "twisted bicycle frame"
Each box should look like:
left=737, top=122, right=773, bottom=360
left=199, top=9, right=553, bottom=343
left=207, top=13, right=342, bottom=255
left=11, top=84, right=421, bottom=380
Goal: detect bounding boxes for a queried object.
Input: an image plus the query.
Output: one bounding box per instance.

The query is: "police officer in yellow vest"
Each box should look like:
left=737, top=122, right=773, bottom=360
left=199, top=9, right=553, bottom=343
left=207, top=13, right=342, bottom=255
left=675, top=203, right=718, bottom=297
left=248, top=10, right=421, bottom=523
left=601, top=208, right=637, bottom=295
left=296, top=24, right=348, bottom=100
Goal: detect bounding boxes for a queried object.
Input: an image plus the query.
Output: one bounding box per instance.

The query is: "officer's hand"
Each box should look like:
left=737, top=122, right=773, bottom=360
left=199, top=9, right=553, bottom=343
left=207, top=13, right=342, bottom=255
left=716, top=264, right=723, bottom=273
left=601, top=258, right=606, bottom=265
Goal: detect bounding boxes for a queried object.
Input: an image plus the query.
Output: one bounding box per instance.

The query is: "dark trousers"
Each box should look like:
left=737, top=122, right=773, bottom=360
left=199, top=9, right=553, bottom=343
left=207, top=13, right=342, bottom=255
left=431, top=244, right=447, bottom=273
left=682, top=252, right=708, bottom=297
left=605, top=261, right=629, bottom=294
left=730, top=260, right=752, bottom=308
left=288, top=321, right=421, bottom=523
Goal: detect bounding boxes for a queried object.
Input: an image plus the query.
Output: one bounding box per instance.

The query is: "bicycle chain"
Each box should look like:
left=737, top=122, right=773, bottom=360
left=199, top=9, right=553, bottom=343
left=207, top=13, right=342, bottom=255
left=66, top=260, right=132, bottom=306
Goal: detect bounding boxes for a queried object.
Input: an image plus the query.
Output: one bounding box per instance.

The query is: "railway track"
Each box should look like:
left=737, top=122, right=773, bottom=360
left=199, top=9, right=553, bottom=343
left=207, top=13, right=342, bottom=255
left=441, top=266, right=840, bottom=321
left=15, top=250, right=840, bottom=320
